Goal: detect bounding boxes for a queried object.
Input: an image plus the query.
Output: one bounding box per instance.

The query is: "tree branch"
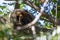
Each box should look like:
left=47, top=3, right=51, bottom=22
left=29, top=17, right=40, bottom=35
left=15, top=0, right=20, bottom=9
left=0, top=16, right=6, bottom=24
left=23, top=0, right=40, bottom=12
left=41, top=12, right=56, bottom=24
left=18, top=0, right=56, bottom=29
left=23, top=0, right=56, bottom=24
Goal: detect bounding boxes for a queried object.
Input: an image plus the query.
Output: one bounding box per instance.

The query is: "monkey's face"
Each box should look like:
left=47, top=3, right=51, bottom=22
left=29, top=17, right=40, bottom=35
left=16, top=11, right=23, bottom=18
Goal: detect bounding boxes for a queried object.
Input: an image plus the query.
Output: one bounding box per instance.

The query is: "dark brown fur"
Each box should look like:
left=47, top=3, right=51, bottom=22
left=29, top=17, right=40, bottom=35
left=12, top=9, right=35, bottom=30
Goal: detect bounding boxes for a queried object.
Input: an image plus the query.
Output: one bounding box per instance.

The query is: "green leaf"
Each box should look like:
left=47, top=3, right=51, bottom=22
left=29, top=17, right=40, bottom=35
left=20, top=3, right=25, bottom=9
left=0, top=6, right=6, bottom=9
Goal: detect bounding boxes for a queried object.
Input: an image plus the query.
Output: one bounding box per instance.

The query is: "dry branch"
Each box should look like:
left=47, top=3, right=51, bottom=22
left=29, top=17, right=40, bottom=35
left=0, top=16, right=6, bottom=24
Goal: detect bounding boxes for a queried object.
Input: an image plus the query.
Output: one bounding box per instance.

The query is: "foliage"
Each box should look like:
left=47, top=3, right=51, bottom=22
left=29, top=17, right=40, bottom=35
left=0, top=0, right=60, bottom=40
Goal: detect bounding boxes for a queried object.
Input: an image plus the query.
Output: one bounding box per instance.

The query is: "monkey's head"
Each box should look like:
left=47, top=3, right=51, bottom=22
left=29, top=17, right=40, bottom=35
left=15, top=9, right=24, bottom=18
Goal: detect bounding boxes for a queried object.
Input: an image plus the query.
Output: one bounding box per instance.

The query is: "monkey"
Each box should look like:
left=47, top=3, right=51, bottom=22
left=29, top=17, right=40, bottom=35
left=11, top=9, right=35, bottom=30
